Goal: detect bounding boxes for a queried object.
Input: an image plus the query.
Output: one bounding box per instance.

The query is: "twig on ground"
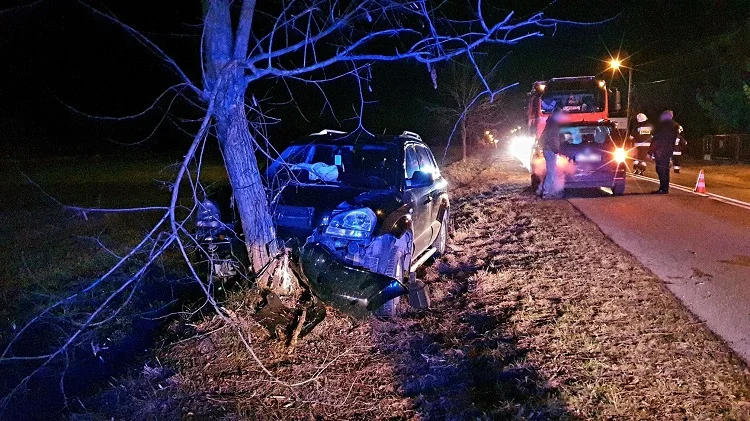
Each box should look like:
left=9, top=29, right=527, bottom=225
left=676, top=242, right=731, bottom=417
left=286, top=307, right=307, bottom=355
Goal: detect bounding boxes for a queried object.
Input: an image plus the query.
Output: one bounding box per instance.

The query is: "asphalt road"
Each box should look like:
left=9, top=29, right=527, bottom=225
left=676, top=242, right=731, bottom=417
left=636, top=161, right=750, bottom=203
left=567, top=176, right=750, bottom=363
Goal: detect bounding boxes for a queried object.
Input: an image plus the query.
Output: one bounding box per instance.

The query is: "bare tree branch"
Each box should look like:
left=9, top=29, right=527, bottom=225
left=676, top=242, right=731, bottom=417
left=233, top=0, right=256, bottom=59
left=1, top=1, right=604, bottom=409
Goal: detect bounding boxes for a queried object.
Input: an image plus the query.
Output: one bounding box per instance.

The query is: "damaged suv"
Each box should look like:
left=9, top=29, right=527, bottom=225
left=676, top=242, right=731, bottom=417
left=268, top=130, right=450, bottom=317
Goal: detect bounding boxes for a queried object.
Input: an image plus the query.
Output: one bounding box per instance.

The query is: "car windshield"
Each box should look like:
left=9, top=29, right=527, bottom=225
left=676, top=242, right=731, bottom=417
left=560, top=125, right=615, bottom=145
left=267, top=143, right=400, bottom=189
left=541, top=90, right=604, bottom=114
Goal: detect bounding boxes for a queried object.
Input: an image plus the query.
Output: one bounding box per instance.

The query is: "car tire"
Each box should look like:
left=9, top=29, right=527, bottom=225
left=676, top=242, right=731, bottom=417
left=374, top=258, right=403, bottom=318
left=432, top=209, right=449, bottom=256
left=612, top=180, right=626, bottom=196
left=374, top=234, right=411, bottom=318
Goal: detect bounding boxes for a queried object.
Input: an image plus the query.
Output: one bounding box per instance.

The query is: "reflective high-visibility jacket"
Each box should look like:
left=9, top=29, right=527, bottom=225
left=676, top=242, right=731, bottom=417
left=632, top=121, right=653, bottom=148
left=631, top=121, right=653, bottom=161
left=673, top=133, right=687, bottom=156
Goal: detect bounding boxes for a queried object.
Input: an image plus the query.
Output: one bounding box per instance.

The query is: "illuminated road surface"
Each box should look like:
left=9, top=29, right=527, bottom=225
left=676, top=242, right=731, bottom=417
left=568, top=176, right=750, bottom=363
left=635, top=164, right=750, bottom=204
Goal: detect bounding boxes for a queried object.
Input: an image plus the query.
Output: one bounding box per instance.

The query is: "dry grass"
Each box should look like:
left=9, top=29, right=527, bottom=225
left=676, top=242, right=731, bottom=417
left=87, top=150, right=750, bottom=420
left=439, top=154, right=750, bottom=419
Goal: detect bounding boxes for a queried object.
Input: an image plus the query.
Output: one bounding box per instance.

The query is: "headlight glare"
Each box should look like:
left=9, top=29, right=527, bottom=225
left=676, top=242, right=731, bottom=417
left=614, top=147, right=627, bottom=164
left=325, top=208, right=376, bottom=239
left=197, top=199, right=221, bottom=228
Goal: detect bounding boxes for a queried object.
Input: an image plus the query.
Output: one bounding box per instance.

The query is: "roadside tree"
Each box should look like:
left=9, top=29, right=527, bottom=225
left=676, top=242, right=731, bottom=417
left=1, top=0, right=582, bottom=404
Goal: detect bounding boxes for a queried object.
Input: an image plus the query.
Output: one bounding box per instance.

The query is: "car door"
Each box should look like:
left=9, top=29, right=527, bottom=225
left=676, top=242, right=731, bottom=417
left=415, top=145, right=445, bottom=244
left=403, top=144, right=432, bottom=253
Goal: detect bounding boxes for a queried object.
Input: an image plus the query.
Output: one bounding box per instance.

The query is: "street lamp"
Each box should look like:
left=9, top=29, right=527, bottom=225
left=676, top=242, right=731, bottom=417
left=609, top=57, right=633, bottom=133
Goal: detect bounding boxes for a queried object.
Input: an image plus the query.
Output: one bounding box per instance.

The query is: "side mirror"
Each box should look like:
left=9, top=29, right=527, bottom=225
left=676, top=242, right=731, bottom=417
left=410, top=170, right=433, bottom=187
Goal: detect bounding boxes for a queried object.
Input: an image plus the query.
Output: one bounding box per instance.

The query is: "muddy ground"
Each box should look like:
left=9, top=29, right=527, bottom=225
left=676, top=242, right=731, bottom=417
left=84, top=150, right=750, bottom=420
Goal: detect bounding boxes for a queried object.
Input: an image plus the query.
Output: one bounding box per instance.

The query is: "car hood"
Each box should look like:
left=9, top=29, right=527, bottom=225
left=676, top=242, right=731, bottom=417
left=277, top=184, right=402, bottom=213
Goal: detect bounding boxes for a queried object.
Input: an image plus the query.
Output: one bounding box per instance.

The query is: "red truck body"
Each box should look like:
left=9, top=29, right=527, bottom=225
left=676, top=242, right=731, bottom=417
left=528, top=76, right=609, bottom=139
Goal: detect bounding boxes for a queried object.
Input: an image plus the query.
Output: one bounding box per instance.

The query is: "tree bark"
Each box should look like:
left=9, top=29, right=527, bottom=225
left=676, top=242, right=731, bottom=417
left=214, top=69, right=279, bottom=285
left=202, top=0, right=287, bottom=291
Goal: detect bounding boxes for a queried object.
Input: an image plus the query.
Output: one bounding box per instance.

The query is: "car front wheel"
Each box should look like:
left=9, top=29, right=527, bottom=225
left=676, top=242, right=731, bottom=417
left=374, top=259, right=403, bottom=318
left=374, top=234, right=411, bottom=318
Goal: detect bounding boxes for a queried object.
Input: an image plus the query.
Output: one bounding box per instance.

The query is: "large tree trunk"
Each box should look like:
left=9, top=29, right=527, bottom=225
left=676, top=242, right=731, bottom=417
left=203, top=0, right=293, bottom=293
left=214, top=69, right=279, bottom=286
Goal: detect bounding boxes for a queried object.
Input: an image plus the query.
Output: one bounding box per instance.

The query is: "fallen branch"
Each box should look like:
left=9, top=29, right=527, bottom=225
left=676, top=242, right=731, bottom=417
left=286, top=307, right=307, bottom=355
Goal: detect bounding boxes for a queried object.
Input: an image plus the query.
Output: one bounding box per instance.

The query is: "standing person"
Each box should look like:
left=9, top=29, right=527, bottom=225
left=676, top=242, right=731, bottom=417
left=539, top=108, right=564, bottom=199
left=631, top=113, right=653, bottom=175
left=648, top=110, right=681, bottom=194
left=672, top=125, right=687, bottom=173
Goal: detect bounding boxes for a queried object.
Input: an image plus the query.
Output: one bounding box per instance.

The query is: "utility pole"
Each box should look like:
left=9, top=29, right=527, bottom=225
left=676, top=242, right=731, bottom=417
left=608, top=57, right=634, bottom=134
left=626, top=66, right=633, bottom=134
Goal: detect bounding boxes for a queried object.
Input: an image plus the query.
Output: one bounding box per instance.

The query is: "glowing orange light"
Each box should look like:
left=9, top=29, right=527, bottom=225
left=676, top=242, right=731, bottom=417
left=614, top=147, right=627, bottom=163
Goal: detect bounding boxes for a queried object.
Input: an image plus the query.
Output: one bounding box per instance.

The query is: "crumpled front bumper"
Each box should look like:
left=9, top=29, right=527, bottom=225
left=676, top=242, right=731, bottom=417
left=297, top=242, right=407, bottom=318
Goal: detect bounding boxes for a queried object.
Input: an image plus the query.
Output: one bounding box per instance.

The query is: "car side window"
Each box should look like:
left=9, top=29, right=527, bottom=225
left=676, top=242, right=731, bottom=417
left=405, top=145, right=420, bottom=179
left=415, top=145, right=439, bottom=178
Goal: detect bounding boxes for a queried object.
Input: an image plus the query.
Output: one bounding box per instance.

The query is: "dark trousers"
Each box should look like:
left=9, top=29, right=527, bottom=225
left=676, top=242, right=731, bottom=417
left=672, top=154, right=681, bottom=171
left=635, top=148, right=649, bottom=165
left=655, top=157, right=671, bottom=192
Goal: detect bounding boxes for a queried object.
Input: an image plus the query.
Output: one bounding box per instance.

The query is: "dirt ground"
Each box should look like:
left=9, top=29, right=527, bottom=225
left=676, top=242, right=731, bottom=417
left=86, top=150, right=750, bottom=420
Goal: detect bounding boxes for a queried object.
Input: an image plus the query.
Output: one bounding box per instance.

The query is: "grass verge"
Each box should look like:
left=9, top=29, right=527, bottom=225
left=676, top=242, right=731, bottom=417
left=77, top=151, right=750, bottom=419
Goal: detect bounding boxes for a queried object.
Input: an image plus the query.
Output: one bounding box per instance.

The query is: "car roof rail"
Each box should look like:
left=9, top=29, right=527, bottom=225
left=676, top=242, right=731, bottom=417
left=312, top=129, right=347, bottom=136
left=400, top=131, right=422, bottom=141
left=549, top=76, right=596, bottom=81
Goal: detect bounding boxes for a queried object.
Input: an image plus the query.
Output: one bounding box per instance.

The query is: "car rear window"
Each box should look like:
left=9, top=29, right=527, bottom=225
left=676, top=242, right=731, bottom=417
left=560, top=125, right=615, bottom=145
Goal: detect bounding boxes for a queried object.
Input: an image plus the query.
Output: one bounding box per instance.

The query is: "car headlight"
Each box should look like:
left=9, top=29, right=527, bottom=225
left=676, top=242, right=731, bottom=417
left=325, top=208, right=376, bottom=239
left=614, top=147, right=627, bottom=163
left=197, top=199, right=221, bottom=229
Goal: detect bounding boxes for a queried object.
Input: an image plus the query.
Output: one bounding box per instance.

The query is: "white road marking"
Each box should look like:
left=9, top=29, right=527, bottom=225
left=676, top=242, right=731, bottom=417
left=631, top=173, right=750, bottom=212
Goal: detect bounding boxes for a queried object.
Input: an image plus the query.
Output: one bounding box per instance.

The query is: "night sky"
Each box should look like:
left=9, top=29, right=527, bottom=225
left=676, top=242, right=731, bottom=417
left=0, top=0, right=748, bottom=158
